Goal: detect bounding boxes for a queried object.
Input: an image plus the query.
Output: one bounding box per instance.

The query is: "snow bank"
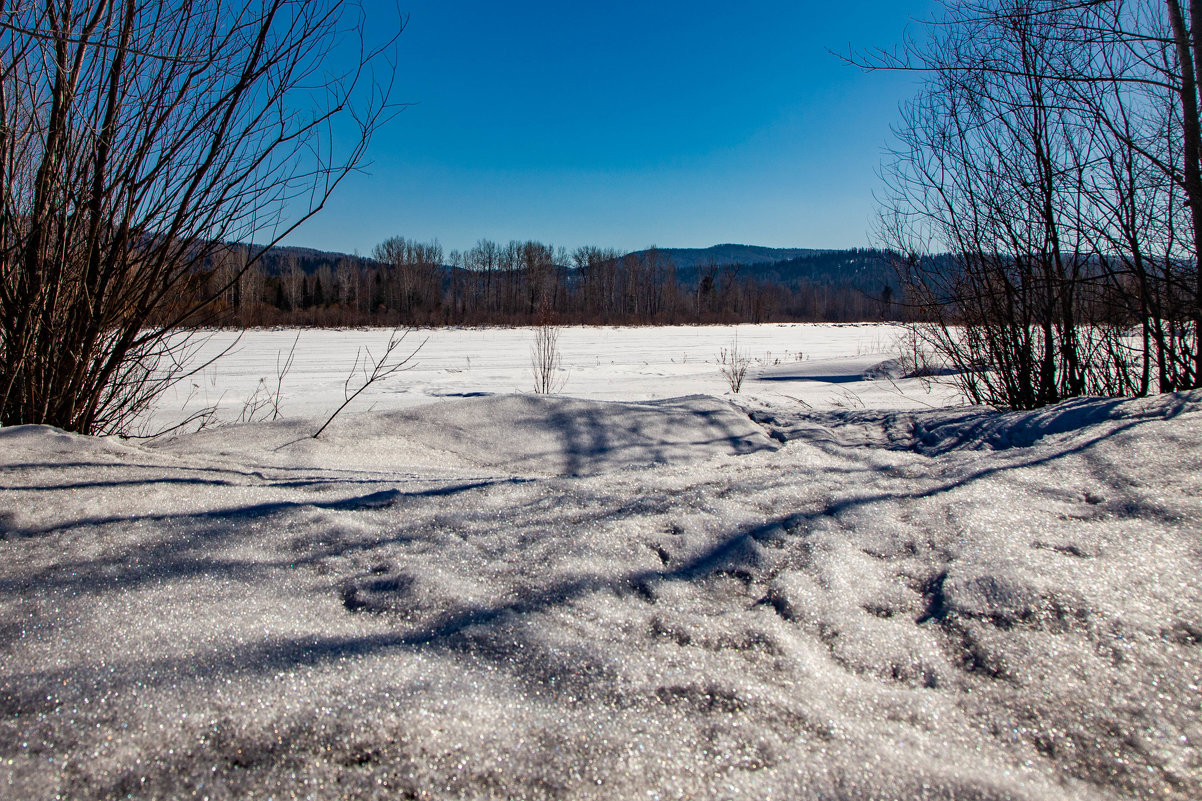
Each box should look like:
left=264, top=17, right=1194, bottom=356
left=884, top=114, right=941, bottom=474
left=1, top=389, right=1199, bottom=800
left=150, top=394, right=777, bottom=477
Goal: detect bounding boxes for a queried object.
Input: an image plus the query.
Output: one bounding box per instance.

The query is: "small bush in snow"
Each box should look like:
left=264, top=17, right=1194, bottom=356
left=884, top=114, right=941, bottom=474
left=718, top=337, right=751, bottom=393
left=531, top=312, right=567, bottom=394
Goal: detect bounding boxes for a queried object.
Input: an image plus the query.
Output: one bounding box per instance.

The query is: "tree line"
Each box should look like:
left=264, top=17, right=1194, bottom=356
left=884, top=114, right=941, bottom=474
left=198, top=239, right=898, bottom=328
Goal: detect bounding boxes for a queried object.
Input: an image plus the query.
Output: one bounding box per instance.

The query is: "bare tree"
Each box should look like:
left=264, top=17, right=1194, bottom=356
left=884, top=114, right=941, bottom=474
left=871, top=0, right=1200, bottom=408
left=373, top=236, right=444, bottom=324
left=0, top=0, right=399, bottom=434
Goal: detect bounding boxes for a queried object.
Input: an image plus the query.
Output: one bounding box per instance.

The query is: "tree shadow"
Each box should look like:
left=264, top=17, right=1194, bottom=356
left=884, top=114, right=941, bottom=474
left=4, top=388, right=1195, bottom=751
left=538, top=395, right=775, bottom=476
left=0, top=405, right=1157, bottom=714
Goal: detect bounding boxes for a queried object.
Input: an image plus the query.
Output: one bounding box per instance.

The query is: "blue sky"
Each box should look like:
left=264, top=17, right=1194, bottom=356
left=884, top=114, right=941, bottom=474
left=287, top=1, right=935, bottom=257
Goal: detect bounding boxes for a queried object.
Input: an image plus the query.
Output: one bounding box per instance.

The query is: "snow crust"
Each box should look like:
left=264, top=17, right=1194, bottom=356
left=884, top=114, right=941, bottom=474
left=1, top=326, right=1200, bottom=800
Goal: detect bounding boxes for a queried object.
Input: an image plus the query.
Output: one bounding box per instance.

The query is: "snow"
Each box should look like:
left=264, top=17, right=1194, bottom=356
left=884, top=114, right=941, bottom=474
left=148, top=324, right=955, bottom=433
left=1, top=324, right=1199, bottom=800
left=152, top=394, right=777, bottom=479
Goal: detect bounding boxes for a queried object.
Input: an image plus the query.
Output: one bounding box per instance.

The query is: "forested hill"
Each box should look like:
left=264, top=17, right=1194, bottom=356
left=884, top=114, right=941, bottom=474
left=245, top=244, right=368, bottom=276
left=626, top=244, right=825, bottom=270
left=197, top=242, right=903, bottom=327
left=673, top=248, right=894, bottom=290
left=242, top=243, right=896, bottom=290
left=242, top=243, right=863, bottom=279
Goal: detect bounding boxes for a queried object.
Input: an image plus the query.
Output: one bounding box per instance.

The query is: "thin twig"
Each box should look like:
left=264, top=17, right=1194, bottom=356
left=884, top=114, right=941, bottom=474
left=312, top=329, right=425, bottom=438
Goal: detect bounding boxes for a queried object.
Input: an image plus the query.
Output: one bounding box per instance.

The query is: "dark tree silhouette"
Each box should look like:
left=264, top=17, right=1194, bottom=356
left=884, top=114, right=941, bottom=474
left=0, top=0, right=399, bottom=434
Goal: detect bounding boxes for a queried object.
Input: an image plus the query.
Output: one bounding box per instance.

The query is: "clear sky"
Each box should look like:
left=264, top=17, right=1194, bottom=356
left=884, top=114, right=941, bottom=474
left=285, top=1, right=935, bottom=257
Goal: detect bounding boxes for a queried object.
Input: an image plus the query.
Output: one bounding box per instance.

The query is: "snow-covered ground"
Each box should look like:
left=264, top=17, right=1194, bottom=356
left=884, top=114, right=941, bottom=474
left=1, top=325, right=1199, bottom=800
left=148, top=324, right=957, bottom=434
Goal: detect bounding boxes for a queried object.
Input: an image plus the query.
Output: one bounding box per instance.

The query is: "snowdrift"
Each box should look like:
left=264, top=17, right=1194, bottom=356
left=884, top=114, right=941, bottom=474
left=145, top=394, right=777, bottom=478
left=1, top=391, right=1199, bottom=800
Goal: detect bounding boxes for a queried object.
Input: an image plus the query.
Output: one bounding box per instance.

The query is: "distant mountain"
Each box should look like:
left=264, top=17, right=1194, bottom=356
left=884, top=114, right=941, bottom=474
left=628, top=244, right=825, bottom=271
left=722, top=248, right=897, bottom=290
left=657, top=247, right=897, bottom=292
left=249, top=244, right=372, bottom=275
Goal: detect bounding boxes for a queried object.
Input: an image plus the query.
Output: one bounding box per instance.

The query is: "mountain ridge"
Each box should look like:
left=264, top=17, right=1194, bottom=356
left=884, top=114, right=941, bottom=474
left=627, top=244, right=827, bottom=270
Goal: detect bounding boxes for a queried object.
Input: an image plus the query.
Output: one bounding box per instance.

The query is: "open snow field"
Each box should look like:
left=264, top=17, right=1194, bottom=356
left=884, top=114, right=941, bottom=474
left=1, top=324, right=1200, bottom=799
left=147, top=324, right=958, bottom=433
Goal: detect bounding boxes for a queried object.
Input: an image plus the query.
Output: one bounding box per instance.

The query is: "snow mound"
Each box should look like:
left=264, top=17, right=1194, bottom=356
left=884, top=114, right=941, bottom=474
left=756, top=354, right=884, bottom=384
left=378, top=393, right=777, bottom=475
left=862, top=356, right=959, bottom=381
left=748, top=390, right=1202, bottom=457
left=911, top=390, right=1202, bottom=453
left=0, top=423, right=145, bottom=462
left=156, top=393, right=778, bottom=477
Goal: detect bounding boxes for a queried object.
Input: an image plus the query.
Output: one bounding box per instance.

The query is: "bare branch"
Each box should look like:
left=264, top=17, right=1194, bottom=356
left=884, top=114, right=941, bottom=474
left=0, top=1, right=403, bottom=434
left=312, top=329, right=425, bottom=439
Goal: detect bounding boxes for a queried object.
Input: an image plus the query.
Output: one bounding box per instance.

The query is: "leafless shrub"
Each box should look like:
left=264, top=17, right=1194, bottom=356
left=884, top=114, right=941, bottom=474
left=531, top=314, right=567, bottom=394
left=0, top=1, right=400, bottom=435
left=895, top=326, right=941, bottom=381
left=718, top=336, right=752, bottom=393
left=237, top=334, right=299, bottom=424
left=830, top=387, right=866, bottom=410
left=313, top=329, right=425, bottom=439
left=867, top=0, right=1202, bottom=408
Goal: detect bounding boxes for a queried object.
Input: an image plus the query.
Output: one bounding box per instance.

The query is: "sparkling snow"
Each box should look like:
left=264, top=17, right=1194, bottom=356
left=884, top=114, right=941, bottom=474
left=1, top=324, right=1199, bottom=800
